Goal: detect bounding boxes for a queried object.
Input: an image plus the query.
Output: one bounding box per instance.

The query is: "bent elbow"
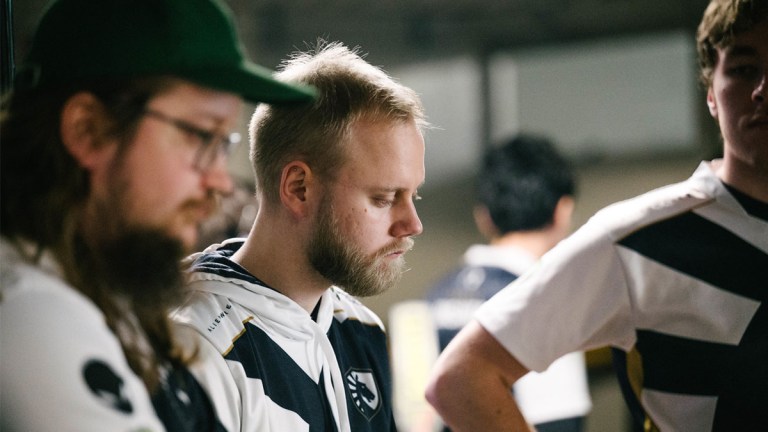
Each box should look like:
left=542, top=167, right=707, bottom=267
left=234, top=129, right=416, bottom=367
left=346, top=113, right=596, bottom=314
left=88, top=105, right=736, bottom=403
left=424, top=367, right=452, bottom=414
left=424, top=376, right=439, bottom=409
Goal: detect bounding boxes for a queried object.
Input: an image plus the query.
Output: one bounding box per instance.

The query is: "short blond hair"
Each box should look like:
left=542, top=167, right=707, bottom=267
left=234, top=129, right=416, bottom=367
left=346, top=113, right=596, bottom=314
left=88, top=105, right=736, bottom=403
left=249, top=41, right=428, bottom=204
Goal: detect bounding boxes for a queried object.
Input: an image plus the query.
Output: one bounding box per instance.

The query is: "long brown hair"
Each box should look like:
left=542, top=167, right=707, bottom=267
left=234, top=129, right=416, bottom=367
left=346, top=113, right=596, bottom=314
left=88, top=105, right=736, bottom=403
left=1, top=77, right=188, bottom=392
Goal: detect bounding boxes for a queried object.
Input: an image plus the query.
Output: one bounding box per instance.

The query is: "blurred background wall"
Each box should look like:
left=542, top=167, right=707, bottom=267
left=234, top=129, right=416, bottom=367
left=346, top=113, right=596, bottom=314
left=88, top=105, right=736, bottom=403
left=9, top=1, right=722, bottom=430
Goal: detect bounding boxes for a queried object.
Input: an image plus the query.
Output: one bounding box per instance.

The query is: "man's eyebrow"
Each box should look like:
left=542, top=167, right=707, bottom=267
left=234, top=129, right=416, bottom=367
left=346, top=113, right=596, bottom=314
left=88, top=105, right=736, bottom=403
left=371, top=184, right=425, bottom=194
left=723, top=44, right=758, bottom=58
left=373, top=187, right=409, bottom=195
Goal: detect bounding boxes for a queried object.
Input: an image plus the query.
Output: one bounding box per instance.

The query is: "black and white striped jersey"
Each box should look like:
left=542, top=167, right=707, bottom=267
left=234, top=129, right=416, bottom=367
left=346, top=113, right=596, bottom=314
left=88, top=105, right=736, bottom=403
left=477, top=161, right=768, bottom=431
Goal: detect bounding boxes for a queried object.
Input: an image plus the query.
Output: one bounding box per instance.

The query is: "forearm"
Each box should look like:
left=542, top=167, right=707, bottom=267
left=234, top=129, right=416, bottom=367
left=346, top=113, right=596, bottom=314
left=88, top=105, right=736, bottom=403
left=425, top=321, right=533, bottom=431
left=426, top=361, right=531, bottom=431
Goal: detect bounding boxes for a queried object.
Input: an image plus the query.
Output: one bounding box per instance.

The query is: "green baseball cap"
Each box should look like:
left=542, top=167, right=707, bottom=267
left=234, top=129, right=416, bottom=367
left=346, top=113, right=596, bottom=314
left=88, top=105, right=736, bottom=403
left=16, top=0, right=315, bottom=104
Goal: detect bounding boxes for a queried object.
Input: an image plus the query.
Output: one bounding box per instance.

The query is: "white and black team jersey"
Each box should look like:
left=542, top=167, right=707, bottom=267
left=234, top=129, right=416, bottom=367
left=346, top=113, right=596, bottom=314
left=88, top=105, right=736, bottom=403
left=476, top=161, right=768, bottom=431
left=172, top=240, right=397, bottom=432
left=1, top=237, right=228, bottom=432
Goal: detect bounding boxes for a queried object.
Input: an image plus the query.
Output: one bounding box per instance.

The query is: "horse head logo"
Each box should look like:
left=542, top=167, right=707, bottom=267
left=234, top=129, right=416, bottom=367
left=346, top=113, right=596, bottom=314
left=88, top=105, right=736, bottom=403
left=345, top=369, right=381, bottom=420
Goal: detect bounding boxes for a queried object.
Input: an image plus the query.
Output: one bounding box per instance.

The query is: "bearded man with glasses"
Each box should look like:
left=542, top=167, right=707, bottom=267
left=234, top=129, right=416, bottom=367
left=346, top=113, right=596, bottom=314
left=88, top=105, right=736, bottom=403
left=0, top=0, right=314, bottom=430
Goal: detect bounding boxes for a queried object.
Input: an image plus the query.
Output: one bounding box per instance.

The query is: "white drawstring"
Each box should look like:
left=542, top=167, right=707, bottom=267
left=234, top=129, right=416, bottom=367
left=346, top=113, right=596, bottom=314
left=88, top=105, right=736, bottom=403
left=311, top=322, right=352, bottom=432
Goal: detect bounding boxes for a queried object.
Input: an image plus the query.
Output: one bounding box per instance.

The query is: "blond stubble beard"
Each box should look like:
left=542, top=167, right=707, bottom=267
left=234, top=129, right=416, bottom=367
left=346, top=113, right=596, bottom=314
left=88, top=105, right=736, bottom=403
left=308, top=195, right=413, bottom=297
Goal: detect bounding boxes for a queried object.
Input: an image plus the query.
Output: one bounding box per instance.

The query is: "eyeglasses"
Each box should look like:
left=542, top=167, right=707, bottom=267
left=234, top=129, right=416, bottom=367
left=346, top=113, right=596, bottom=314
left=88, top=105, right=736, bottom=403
left=142, top=109, right=241, bottom=172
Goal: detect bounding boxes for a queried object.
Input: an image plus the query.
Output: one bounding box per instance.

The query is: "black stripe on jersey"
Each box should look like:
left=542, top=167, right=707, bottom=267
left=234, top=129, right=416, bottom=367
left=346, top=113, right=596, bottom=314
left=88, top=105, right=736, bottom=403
left=618, top=210, right=768, bottom=430
left=618, top=210, right=767, bottom=301
left=224, top=323, right=337, bottom=432
left=636, top=330, right=732, bottom=396
left=635, top=321, right=768, bottom=430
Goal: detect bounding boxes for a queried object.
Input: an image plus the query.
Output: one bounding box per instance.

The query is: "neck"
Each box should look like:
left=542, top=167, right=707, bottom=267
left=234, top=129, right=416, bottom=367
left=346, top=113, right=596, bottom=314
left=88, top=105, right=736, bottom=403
left=716, top=157, right=768, bottom=203
left=232, top=210, right=329, bottom=314
left=489, top=228, right=561, bottom=259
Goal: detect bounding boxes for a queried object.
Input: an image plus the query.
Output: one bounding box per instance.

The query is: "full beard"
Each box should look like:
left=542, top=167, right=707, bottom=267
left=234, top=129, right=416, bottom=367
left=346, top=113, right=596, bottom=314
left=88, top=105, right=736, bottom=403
left=89, top=227, right=186, bottom=313
left=308, top=197, right=413, bottom=297
left=81, top=167, right=188, bottom=315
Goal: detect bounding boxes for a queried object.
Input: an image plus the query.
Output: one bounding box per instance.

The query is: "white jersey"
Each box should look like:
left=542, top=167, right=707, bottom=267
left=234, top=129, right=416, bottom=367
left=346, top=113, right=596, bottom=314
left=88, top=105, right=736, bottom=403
left=172, top=239, right=397, bottom=432
left=0, top=237, right=165, bottom=432
left=477, top=161, right=768, bottom=431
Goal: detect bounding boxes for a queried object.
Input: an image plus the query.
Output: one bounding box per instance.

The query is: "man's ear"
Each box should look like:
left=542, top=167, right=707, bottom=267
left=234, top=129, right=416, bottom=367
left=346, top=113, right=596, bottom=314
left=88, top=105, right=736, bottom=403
left=473, top=205, right=499, bottom=241
left=552, top=195, right=575, bottom=236
left=60, top=92, right=114, bottom=170
left=280, top=161, right=313, bottom=219
left=706, top=87, right=718, bottom=119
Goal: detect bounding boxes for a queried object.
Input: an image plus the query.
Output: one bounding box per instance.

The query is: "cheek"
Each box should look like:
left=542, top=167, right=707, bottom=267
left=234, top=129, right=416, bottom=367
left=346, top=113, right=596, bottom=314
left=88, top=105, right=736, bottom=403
left=337, top=209, right=379, bottom=248
left=121, top=156, right=193, bottom=223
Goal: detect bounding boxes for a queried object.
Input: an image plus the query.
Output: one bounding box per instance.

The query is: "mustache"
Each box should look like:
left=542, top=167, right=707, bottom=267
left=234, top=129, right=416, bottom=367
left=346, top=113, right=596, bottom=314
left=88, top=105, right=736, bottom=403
left=376, top=237, right=415, bottom=258
left=180, top=191, right=219, bottom=217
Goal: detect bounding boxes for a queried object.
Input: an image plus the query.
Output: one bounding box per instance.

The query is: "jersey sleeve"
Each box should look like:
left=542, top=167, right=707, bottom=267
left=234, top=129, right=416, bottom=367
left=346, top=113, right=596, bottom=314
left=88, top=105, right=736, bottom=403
left=1, top=279, right=165, bottom=432
left=475, top=215, right=637, bottom=372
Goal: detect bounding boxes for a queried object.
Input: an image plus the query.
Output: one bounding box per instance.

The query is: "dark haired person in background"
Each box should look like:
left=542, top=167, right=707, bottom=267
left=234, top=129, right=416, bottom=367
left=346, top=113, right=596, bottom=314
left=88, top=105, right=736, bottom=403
left=406, top=134, right=591, bottom=431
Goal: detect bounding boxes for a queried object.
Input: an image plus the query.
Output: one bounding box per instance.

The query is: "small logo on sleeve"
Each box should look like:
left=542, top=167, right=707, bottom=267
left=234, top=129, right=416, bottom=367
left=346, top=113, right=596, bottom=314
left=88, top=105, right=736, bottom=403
left=82, top=359, right=134, bottom=414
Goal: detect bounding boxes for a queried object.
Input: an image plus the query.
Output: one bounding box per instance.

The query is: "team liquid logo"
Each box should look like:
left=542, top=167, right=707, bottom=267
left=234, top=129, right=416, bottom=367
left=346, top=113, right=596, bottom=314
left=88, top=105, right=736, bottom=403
left=345, top=368, right=381, bottom=420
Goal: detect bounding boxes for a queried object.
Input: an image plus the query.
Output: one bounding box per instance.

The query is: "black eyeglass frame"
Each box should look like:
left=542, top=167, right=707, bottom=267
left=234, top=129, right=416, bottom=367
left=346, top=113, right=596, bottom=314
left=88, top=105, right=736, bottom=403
left=142, top=109, right=241, bottom=171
